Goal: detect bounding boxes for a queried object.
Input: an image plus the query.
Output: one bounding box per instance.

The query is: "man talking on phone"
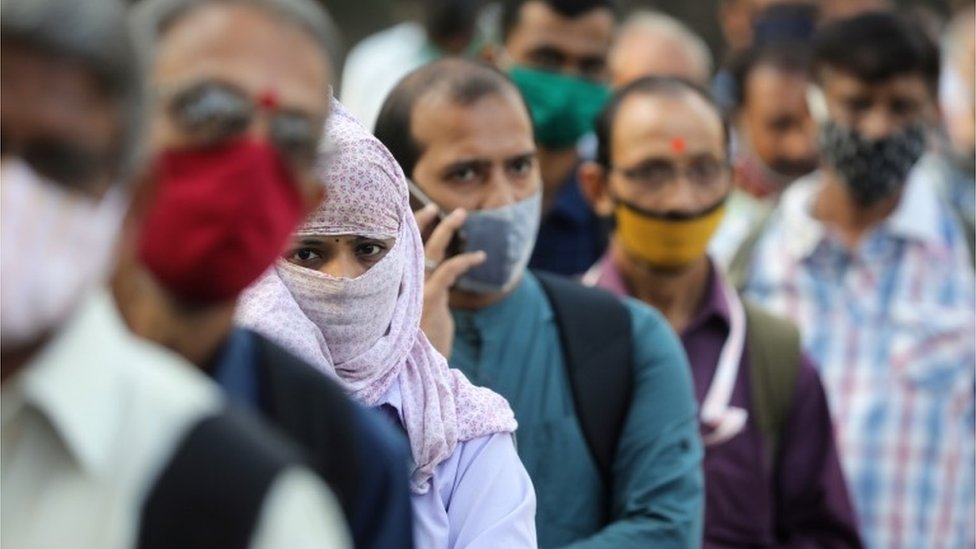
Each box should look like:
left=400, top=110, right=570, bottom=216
left=376, top=57, right=703, bottom=549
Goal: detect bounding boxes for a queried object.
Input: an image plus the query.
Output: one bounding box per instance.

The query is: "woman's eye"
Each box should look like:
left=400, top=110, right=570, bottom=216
left=356, top=243, right=386, bottom=258
left=290, top=248, right=320, bottom=262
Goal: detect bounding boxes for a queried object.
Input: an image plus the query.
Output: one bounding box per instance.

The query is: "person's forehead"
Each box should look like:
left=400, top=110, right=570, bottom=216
left=510, top=1, right=615, bottom=56
left=745, top=65, right=810, bottom=110
left=823, top=68, right=930, bottom=98
left=153, top=3, right=330, bottom=115
left=3, top=45, right=109, bottom=111
left=613, top=93, right=724, bottom=157
left=412, top=89, right=534, bottom=161
left=1, top=45, right=119, bottom=146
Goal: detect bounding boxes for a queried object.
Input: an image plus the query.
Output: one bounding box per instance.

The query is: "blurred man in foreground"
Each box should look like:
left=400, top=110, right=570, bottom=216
left=1, top=0, right=350, bottom=547
left=115, top=1, right=414, bottom=547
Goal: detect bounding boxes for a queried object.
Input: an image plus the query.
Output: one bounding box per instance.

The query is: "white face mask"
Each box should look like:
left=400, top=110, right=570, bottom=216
left=454, top=191, right=542, bottom=294
left=1, top=159, right=126, bottom=351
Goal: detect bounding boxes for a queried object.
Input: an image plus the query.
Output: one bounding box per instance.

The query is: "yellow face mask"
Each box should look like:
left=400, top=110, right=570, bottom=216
left=614, top=198, right=726, bottom=269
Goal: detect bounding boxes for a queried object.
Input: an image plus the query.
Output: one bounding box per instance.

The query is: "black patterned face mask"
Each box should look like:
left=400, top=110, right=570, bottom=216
left=818, top=121, right=927, bottom=207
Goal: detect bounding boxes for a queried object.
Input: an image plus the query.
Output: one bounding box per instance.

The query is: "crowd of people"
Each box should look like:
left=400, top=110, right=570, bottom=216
left=1, top=0, right=973, bottom=548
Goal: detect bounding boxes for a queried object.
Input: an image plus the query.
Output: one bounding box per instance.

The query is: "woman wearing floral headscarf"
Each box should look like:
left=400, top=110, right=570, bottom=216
left=237, top=99, right=537, bottom=548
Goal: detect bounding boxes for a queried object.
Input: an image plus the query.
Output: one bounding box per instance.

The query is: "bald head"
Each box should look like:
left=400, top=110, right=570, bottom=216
left=609, top=10, right=712, bottom=89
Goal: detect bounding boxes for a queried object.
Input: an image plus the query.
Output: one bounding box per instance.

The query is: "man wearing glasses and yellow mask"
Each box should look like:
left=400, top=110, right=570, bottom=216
left=580, top=76, right=861, bottom=548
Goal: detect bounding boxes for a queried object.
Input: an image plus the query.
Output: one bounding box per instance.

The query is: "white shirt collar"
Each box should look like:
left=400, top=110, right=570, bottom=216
left=777, top=162, right=947, bottom=261
left=776, top=173, right=827, bottom=260
left=3, top=290, right=153, bottom=475
left=883, top=156, right=945, bottom=246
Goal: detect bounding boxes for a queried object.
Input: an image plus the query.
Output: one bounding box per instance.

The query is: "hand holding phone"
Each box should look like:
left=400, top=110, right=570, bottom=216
left=408, top=180, right=485, bottom=358
left=407, top=179, right=466, bottom=258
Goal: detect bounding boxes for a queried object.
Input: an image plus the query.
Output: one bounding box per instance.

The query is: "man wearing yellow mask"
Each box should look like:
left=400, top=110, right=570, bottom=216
left=495, top=0, right=616, bottom=276
left=580, top=76, right=861, bottom=548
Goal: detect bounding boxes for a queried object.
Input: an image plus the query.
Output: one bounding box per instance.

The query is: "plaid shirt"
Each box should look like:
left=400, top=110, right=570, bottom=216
left=740, top=169, right=976, bottom=549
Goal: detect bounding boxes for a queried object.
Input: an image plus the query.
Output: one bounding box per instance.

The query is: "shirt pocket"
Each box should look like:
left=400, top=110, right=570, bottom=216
left=888, top=303, right=975, bottom=392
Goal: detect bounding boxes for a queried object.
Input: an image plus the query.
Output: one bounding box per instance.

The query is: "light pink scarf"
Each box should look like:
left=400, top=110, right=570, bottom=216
left=237, top=99, right=517, bottom=493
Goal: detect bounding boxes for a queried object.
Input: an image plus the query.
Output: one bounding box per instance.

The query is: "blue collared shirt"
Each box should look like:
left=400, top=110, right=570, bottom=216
left=741, top=169, right=976, bottom=549
left=529, top=171, right=608, bottom=276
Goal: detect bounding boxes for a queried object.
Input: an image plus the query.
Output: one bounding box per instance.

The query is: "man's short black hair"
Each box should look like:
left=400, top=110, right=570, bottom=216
left=729, top=41, right=811, bottom=111
left=374, top=57, right=528, bottom=179
left=594, top=76, right=728, bottom=168
left=424, top=0, right=481, bottom=47
left=813, top=11, right=940, bottom=94
left=500, top=0, right=617, bottom=41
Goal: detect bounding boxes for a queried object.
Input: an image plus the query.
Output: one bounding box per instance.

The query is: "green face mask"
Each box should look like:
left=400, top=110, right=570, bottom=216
left=509, top=66, right=610, bottom=150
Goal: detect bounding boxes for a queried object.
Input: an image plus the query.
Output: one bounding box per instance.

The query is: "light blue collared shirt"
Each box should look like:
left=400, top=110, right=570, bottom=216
left=741, top=167, right=976, bottom=549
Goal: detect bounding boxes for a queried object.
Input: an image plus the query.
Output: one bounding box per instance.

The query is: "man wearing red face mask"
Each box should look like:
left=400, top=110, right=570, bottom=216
left=114, top=2, right=415, bottom=548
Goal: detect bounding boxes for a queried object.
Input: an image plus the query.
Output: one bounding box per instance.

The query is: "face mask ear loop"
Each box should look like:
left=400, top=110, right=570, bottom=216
left=807, top=84, right=829, bottom=125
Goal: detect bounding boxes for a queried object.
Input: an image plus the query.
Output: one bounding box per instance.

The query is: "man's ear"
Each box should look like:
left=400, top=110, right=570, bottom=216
left=578, top=161, right=615, bottom=217
left=479, top=42, right=499, bottom=66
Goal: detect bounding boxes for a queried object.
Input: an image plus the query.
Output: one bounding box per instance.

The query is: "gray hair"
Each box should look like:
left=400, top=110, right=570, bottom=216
left=130, top=0, right=340, bottom=74
left=1, top=0, right=143, bottom=177
left=618, top=10, right=713, bottom=82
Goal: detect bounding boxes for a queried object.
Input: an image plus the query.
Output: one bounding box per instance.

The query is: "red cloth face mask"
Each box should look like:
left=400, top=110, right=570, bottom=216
left=138, top=140, right=304, bottom=303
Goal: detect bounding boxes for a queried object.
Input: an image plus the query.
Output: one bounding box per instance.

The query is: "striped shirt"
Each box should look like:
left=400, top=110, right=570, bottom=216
left=739, top=168, right=976, bottom=549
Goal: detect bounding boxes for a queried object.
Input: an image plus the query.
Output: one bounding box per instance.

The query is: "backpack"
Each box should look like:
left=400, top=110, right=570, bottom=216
left=137, top=407, right=301, bottom=549
left=742, top=300, right=801, bottom=466
left=253, top=332, right=361, bottom=513
left=535, top=272, right=633, bottom=491
left=726, top=211, right=815, bottom=464
left=537, top=270, right=803, bottom=484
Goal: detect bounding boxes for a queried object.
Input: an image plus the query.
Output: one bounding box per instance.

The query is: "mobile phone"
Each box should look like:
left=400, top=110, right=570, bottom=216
left=407, top=179, right=466, bottom=259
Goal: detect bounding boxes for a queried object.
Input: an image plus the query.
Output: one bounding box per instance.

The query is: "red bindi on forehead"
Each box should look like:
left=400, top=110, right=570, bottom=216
left=670, top=137, right=686, bottom=154
left=258, top=89, right=279, bottom=110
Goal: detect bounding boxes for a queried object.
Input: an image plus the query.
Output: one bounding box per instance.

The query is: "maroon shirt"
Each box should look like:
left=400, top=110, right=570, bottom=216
left=588, top=254, right=862, bottom=548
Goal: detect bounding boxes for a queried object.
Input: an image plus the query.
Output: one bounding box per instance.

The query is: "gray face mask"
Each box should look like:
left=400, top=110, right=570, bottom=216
left=818, top=120, right=927, bottom=207
left=455, top=192, right=542, bottom=294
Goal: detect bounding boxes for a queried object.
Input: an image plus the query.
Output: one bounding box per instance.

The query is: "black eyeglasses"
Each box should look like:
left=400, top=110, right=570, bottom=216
left=0, top=131, right=117, bottom=195
left=611, top=155, right=730, bottom=198
left=160, top=80, right=323, bottom=173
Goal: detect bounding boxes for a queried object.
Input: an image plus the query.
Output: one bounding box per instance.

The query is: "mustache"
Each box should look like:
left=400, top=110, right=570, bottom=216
left=768, top=157, right=819, bottom=178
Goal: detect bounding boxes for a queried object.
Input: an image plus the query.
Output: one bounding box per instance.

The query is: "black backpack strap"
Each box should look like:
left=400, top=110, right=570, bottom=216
left=742, top=299, right=801, bottom=468
left=252, top=332, right=362, bottom=515
left=534, top=271, right=633, bottom=487
left=138, top=407, right=300, bottom=549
